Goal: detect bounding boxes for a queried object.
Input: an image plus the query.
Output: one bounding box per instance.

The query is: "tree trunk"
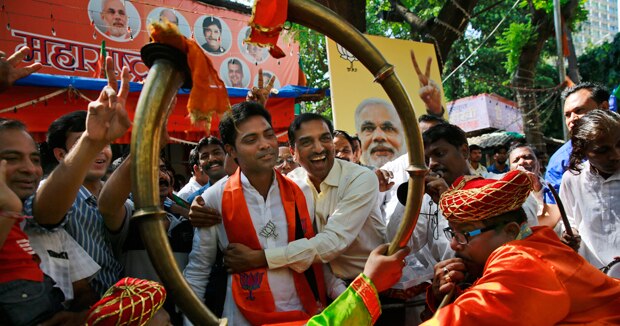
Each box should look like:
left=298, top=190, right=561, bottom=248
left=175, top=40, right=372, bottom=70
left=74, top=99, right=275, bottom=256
left=515, top=0, right=581, bottom=160
left=314, top=0, right=367, bottom=32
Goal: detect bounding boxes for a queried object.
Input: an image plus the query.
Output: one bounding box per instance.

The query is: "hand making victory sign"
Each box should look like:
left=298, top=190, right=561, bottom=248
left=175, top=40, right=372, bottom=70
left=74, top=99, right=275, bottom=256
left=246, top=68, right=276, bottom=107
left=84, top=56, right=131, bottom=145
left=410, top=50, right=443, bottom=116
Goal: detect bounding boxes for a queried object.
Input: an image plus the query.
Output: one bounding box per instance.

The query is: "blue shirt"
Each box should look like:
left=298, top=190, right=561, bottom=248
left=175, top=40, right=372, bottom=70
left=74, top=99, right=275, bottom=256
left=487, top=163, right=509, bottom=174
left=544, top=140, right=573, bottom=204
left=186, top=182, right=211, bottom=204
left=25, top=186, right=129, bottom=296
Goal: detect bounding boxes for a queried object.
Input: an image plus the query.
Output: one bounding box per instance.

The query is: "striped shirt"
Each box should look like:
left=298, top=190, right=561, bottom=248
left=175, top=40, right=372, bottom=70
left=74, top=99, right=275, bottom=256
left=25, top=186, right=131, bottom=296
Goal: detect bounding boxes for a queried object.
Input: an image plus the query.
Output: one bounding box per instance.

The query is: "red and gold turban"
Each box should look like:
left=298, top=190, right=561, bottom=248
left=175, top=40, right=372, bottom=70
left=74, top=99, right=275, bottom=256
left=85, top=277, right=167, bottom=326
left=439, top=170, right=532, bottom=222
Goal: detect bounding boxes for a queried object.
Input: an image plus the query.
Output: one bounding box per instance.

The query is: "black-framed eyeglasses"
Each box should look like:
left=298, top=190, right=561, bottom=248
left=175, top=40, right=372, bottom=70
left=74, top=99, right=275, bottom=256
left=443, top=224, right=499, bottom=245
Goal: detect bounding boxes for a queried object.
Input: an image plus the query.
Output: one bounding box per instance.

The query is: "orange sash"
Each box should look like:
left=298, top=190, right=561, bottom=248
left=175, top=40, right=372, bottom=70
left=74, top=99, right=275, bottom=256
left=222, top=169, right=326, bottom=326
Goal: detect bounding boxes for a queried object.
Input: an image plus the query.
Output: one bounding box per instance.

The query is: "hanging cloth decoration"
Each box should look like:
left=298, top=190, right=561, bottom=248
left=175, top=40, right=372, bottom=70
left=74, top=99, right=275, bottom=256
left=246, top=0, right=287, bottom=59
left=149, top=20, right=230, bottom=127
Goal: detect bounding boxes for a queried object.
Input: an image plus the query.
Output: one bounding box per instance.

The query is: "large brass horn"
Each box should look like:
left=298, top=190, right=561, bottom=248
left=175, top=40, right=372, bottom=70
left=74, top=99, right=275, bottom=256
left=132, top=1, right=427, bottom=325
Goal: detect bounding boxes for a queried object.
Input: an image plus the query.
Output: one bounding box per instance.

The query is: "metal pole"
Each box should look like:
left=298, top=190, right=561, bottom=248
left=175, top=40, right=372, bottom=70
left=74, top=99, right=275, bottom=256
left=553, top=0, right=569, bottom=140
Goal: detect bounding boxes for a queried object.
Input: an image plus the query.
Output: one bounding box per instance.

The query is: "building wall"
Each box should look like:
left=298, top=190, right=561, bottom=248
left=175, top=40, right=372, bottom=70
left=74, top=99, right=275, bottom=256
left=574, top=0, right=619, bottom=55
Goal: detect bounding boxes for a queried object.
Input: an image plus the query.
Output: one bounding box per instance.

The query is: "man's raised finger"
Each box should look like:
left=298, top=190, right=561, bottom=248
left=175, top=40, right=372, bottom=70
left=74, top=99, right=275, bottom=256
left=117, top=66, right=130, bottom=100
left=6, top=47, right=30, bottom=65
left=105, top=56, right=117, bottom=90
left=410, top=50, right=423, bottom=76
left=425, top=57, right=432, bottom=78
left=257, top=68, right=264, bottom=89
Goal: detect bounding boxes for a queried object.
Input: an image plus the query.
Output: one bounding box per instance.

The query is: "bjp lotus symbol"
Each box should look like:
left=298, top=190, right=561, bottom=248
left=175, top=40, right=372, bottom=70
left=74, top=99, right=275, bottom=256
left=240, top=271, right=264, bottom=300
left=337, top=44, right=358, bottom=72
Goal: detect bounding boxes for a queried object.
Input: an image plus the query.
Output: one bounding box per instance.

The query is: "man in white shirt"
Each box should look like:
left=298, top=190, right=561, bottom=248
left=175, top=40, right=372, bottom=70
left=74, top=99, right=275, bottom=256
left=183, top=102, right=325, bottom=325
left=176, top=142, right=208, bottom=201
left=223, top=113, right=386, bottom=299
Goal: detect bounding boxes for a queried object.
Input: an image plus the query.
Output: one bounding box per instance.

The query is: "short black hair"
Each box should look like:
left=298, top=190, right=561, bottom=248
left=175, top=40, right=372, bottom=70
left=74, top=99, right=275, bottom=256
left=46, top=111, right=87, bottom=152
left=508, top=143, right=537, bottom=159
left=418, top=114, right=448, bottom=124
left=561, top=82, right=610, bottom=105
left=333, top=130, right=353, bottom=148
left=288, top=113, right=333, bottom=148
left=493, top=144, right=508, bottom=154
left=202, top=16, right=222, bottom=32
left=0, top=118, right=27, bottom=133
left=469, top=144, right=482, bottom=152
left=219, top=101, right=272, bottom=147
left=422, top=123, right=467, bottom=149
left=228, top=58, right=242, bottom=68
left=196, top=136, right=224, bottom=153
left=351, top=135, right=361, bottom=153
left=188, top=148, right=199, bottom=172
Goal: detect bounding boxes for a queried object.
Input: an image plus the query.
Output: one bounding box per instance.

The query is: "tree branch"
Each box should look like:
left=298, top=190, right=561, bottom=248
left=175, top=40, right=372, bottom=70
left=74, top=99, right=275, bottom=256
left=387, top=0, right=426, bottom=31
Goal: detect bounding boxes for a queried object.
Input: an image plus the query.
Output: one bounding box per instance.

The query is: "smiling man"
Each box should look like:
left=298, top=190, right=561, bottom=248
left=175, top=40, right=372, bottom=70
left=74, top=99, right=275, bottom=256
left=184, top=102, right=326, bottom=325
left=201, top=17, right=225, bottom=53
left=307, top=170, right=620, bottom=325
left=218, top=113, right=385, bottom=301
left=355, top=98, right=405, bottom=168
left=227, top=59, right=244, bottom=88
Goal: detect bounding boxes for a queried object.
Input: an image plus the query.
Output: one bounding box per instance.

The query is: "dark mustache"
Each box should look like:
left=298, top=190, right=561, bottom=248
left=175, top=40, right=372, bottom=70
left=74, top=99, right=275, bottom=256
left=159, top=179, right=169, bottom=187
left=205, top=160, right=224, bottom=170
left=256, top=149, right=276, bottom=159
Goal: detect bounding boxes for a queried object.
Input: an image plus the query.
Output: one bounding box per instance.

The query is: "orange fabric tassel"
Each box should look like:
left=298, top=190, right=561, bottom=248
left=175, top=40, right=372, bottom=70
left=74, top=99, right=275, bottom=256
left=247, top=0, right=288, bottom=59
left=149, top=21, right=230, bottom=127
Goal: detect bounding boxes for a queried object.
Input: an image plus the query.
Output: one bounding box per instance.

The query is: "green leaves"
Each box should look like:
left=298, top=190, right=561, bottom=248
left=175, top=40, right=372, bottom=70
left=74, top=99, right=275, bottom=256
left=496, top=22, right=535, bottom=74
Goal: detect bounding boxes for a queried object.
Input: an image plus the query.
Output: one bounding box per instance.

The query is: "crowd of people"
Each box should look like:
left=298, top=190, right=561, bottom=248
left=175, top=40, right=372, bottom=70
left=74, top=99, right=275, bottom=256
left=1, top=44, right=619, bottom=326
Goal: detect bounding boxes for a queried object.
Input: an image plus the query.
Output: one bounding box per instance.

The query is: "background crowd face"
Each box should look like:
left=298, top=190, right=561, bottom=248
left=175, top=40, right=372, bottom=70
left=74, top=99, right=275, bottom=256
left=333, top=135, right=354, bottom=162
left=493, top=148, right=508, bottom=165
left=469, top=148, right=482, bottom=163
left=563, top=89, right=601, bottom=131
left=101, top=0, right=128, bottom=38
left=294, top=119, right=335, bottom=183
left=0, top=128, right=42, bottom=200
left=199, top=144, right=226, bottom=182
left=60, top=131, right=112, bottom=183
left=424, top=139, right=469, bottom=186
left=229, top=115, right=278, bottom=175
left=276, top=146, right=298, bottom=175
left=585, top=128, right=620, bottom=177
left=356, top=103, right=404, bottom=168
left=509, top=147, right=539, bottom=174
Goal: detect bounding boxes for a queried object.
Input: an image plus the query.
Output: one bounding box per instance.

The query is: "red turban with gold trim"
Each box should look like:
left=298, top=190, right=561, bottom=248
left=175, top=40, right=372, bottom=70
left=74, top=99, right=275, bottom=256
left=439, top=170, right=532, bottom=222
left=85, top=277, right=166, bottom=326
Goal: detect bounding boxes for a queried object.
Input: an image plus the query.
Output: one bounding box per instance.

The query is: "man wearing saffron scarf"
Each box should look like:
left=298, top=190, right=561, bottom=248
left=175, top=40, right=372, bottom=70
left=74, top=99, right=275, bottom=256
left=183, top=102, right=326, bottom=326
left=303, top=170, right=620, bottom=325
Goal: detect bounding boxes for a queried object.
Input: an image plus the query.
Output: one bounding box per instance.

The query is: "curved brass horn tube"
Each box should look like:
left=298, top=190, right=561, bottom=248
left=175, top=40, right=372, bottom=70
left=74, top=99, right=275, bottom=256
left=134, top=1, right=427, bottom=324
left=288, top=0, right=428, bottom=255
left=131, top=53, right=223, bottom=325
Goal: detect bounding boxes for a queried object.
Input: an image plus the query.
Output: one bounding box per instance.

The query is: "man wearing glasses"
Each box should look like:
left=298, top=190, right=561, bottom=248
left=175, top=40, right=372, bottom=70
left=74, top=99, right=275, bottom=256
left=275, top=143, right=298, bottom=175
left=301, top=170, right=620, bottom=324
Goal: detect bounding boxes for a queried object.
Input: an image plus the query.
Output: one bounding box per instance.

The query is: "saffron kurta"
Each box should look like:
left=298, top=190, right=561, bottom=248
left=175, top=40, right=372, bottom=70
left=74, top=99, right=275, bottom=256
left=308, top=227, right=620, bottom=325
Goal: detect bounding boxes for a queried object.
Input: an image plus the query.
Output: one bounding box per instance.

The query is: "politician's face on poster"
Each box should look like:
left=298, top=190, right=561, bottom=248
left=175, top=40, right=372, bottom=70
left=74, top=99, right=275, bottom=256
left=88, top=0, right=141, bottom=42
left=354, top=98, right=405, bottom=168
left=146, top=7, right=191, bottom=38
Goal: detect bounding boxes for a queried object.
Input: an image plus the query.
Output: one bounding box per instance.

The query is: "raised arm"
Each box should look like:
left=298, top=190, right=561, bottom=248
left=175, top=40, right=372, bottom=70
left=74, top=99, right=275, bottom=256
left=33, top=58, right=130, bottom=226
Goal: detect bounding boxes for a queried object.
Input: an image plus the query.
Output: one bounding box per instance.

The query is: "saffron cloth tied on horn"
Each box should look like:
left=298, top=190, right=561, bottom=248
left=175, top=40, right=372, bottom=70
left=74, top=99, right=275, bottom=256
left=246, top=0, right=288, bottom=59
left=149, top=20, right=230, bottom=127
